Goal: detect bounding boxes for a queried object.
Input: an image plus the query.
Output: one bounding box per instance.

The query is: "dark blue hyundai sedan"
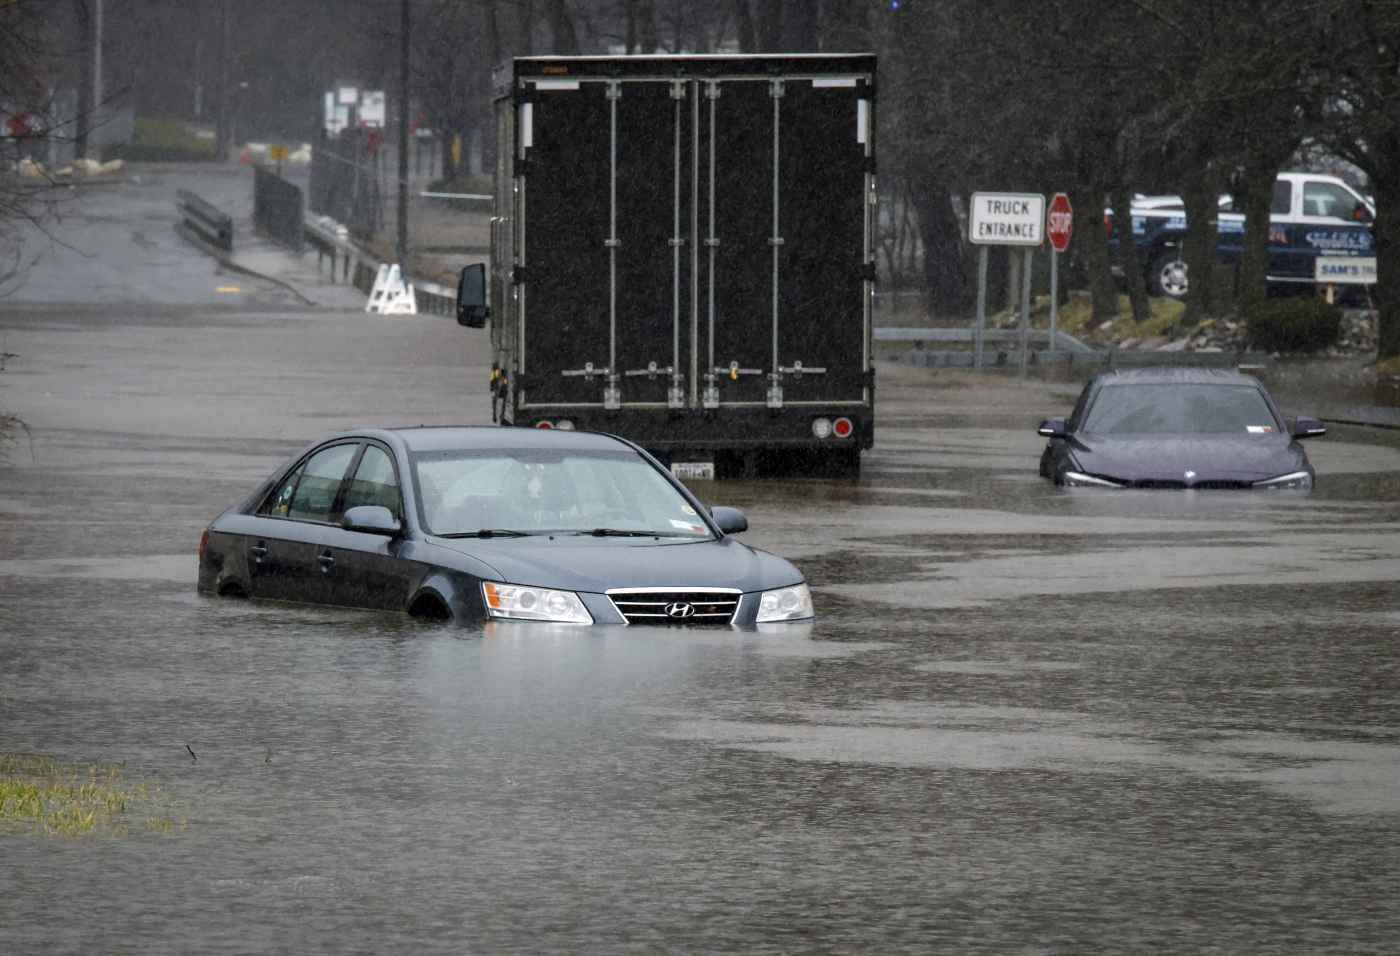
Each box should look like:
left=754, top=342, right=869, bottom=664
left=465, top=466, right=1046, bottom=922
left=1037, top=368, right=1325, bottom=489
left=198, top=427, right=812, bottom=626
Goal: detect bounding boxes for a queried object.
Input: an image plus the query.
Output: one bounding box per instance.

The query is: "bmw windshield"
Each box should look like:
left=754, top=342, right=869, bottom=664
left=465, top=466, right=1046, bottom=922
left=412, top=449, right=712, bottom=538
left=1083, top=384, right=1281, bottom=436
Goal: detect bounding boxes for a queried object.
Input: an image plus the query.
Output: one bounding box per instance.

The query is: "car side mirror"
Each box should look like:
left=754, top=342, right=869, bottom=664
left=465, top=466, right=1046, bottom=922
left=342, top=505, right=402, bottom=535
left=710, top=506, right=748, bottom=534
left=1038, top=417, right=1066, bottom=438
left=456, top=263, right=489, bottom=328
left=1293, top=416, right=1326, bottom=439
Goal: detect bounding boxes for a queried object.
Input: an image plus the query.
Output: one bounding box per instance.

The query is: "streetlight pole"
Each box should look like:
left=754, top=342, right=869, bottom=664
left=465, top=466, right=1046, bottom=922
left=396, top=0, right=410, bottom=265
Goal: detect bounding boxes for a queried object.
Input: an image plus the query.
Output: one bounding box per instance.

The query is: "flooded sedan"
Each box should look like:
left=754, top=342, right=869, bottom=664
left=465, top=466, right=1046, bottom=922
left=197, top=427, right=812, bottom=626
left=1038, top=368, right=1325, bottom=489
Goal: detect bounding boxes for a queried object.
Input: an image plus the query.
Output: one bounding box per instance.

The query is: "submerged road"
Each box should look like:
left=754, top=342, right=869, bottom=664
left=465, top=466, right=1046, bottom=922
left=2, top=169, right=1400, bottom=953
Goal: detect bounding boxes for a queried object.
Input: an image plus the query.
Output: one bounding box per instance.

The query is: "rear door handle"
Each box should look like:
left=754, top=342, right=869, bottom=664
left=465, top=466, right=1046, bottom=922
left=250, top=546, right=267, bottom=557
left=318, top=553, right=334, bottom=567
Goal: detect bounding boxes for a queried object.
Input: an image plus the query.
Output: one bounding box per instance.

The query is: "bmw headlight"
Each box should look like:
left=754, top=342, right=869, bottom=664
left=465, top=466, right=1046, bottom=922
left=483, top=582, right=594, bottom=624
left=755, top=583, right=814, bottom=623
left=1253, top=471, right=1313, bottom=490
left=1062, top=471, right=1125, bottom=488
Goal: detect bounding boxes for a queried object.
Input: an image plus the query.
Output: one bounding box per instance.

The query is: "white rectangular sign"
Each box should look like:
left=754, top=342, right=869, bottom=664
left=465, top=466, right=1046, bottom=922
left=359, top=90, right=386, bottom=128
left=1315, top=256, right=1376, bottom=284
left=969, top=192, right=1045, bottom=246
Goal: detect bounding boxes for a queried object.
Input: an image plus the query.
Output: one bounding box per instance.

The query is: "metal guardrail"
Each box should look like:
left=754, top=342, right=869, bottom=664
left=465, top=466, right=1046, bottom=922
left=177, top=189, right=232, bottom=253
left=873, top=327, right=1094, bottom=353
left=301, top=212, right=457, bottom=316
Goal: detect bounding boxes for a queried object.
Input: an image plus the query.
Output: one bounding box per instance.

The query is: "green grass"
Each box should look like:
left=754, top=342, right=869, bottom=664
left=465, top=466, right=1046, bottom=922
left=0, top=754, right=180, bottom=836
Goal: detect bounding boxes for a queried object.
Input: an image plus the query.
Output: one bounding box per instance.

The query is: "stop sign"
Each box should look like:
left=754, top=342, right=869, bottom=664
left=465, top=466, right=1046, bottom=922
left=1047, top=192, right=1073, bottom=252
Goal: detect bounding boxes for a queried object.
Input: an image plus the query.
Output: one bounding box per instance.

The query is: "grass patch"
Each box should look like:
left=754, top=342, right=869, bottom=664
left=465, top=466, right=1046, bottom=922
left=0, top=753, right=181, bottom=836
left=1373, top=355, right=1400, bottom=375
left=1049, top=292, right=1185, bottom=343
left=103, top=117, right=217, bottom=164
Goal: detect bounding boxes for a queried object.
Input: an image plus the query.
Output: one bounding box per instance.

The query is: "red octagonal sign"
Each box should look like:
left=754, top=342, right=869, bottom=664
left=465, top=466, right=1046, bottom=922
left=1047, top=192, right=1073, bottom=253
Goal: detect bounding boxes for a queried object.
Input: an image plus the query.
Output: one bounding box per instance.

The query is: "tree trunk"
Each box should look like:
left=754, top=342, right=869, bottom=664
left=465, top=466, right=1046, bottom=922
left=1181, top=168, right=1221, bottom=324
left=1374, top=165, right=1400, bottom=359
left=640, top=0, right=657, bottom=54
left=1111, top=182, right=1151, bottom=322
left=732, top=0, right=757, bottom=53
left=1075, top=187, right=1118, bottom=320
left=755, top=0, right=782, bottom=52
left=786, top=0, right=818, bottom=52
left=1236, top=160, right=1276, bottom=314
left=906, top=177, right=974, bottom=315
left=544, top=0, right=580, bottom=55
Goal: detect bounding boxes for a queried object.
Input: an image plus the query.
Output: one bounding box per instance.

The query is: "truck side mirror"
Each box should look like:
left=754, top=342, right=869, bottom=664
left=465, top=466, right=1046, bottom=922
left=457, top=263, right=489, bottom=328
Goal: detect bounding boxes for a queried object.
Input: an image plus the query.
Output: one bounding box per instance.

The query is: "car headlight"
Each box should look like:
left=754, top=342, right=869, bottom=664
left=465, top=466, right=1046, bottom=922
left=1254, top=471, right=1313, bottom=490
left=755, top=583, right=814, bottom=623
left=1062, top=471, right=1125, bottom=488
left=483, top=582, right=594, bottom=624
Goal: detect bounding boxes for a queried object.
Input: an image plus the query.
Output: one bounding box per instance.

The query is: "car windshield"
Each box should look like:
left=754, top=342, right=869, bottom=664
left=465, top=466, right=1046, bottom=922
left=1082, top=384, right=1279, bottom=436
left=412, top=449, right=711, bottom=538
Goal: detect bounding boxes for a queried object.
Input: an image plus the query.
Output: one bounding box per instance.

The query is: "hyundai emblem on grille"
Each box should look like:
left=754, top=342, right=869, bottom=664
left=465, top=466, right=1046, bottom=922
left=665, top=603, right=695, bottom=619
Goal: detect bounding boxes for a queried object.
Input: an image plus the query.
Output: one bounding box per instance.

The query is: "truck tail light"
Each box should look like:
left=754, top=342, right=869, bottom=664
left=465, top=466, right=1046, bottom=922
left=833, top=417, right=853, bottom=438
left=554, top=419, right=574, bottom=430
left=535, top=420, right=553, bottom=429
left=811, top=418, right=832, bottom=439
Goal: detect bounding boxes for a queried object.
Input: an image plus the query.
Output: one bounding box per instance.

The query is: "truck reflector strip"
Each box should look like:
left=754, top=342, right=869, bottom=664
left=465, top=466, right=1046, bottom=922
left=812, top=77, right=858, bottom=87
left=532, top=80, right=579, bottom=90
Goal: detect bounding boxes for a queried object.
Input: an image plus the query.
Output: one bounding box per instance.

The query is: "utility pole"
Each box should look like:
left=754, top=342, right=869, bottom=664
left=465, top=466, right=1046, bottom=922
left=396, top=0, right=411, bottom=264
left=215, top=0, right=230, bottom=161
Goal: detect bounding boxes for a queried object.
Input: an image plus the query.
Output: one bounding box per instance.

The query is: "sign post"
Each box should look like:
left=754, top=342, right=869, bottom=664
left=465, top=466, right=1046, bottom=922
left=1046, top=193, right=1074, bottom=356
left=969, top=192, right=1045, bottom=377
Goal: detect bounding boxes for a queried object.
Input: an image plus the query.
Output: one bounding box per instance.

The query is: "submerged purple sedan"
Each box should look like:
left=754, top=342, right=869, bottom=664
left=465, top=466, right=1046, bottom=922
left=1038, top=368, right=1325, bottom=489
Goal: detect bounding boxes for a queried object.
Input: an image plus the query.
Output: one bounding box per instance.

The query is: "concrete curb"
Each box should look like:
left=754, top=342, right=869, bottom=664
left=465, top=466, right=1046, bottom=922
left=174, top=222, right=319, bottom=306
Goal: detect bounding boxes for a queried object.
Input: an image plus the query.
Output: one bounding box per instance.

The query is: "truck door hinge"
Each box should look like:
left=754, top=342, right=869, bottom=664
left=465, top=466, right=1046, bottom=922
left=770, top=79, right=785, bottom=99
left=670, top=80, right=687, bottom=100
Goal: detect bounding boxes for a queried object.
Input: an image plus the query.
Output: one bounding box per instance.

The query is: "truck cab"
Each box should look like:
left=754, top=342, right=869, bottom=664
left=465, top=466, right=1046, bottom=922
left=1111, top=172, right=1374, bottom=298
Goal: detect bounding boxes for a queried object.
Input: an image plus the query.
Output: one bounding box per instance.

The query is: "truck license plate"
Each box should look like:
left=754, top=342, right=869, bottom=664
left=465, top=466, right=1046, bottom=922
left=670, top=462, right=715, bottom=481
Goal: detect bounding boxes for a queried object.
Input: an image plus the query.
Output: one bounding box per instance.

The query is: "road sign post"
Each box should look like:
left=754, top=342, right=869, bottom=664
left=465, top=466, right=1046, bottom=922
left=1046, top=193, right=1073, bottom=356
left=969, top=192, right=1045, bottom=377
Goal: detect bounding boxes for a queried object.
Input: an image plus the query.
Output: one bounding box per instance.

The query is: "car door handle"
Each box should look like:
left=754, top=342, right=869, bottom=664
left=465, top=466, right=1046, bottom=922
left=318, top=553, right=334, bottom=567
left=250, top=546, right=267, bottom=558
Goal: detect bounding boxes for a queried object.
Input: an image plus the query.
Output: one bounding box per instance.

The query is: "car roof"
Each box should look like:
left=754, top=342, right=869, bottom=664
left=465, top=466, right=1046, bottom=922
left=383, top=426, right=636, bottom=454
left=1095, top=368, right=1262, bottom=387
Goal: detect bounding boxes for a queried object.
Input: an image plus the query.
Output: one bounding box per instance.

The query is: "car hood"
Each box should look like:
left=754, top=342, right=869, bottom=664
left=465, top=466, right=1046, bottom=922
left=427, top=535, right=804, bottom=594
left=1072, top=434, right=1307, bottom=484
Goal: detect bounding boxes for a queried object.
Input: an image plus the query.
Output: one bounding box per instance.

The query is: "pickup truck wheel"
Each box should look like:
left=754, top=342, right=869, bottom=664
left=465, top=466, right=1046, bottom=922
left=1149, top=254, right=1189, bottom=299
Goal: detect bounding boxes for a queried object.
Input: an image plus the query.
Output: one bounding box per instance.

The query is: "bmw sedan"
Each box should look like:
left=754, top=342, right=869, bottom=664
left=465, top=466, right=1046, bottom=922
left=197, top=427, right=813, bottom=626
left=1037, top=368, right=1325, bottom=489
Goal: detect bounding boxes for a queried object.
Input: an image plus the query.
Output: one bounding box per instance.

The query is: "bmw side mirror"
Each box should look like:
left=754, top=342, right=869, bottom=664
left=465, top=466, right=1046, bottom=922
left=456, top=263, right=489, bottom=328
left=342, top=505, right=402, bottom=535
left=710, top=506, right=748, bottom=534
left=1293, top=416, right=1326, bottom=439
left=1038, top=417, right=1066, bottom=438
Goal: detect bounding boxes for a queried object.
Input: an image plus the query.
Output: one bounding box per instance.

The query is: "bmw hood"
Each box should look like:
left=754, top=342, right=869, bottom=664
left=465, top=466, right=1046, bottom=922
left=428, top=535, right=804, bottom=594
left=1072, top=434, right=1308, bottom=485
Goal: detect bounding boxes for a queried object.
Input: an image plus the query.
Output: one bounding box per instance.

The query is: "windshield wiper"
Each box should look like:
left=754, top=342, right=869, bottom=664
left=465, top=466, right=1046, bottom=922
left=436, top=529, right=536, bottom=539
left=578, top=528, right=688, bottom=537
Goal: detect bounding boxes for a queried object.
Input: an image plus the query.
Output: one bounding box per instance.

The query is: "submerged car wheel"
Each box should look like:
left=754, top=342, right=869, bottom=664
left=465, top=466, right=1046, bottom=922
left=1150, top=254, right=1189, bottom=299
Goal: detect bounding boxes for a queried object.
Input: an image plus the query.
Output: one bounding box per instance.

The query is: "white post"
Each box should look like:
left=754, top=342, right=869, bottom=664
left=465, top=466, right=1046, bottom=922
left=974, top=245, right=988, bottom=369
left=1018, top=247, right=1032, bottom=379
left=1049, top=249, right=1058, bottom=354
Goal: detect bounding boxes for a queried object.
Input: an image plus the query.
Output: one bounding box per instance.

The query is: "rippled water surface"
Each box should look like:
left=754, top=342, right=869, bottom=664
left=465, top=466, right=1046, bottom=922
left=2, top=292, right=1400, bottom=953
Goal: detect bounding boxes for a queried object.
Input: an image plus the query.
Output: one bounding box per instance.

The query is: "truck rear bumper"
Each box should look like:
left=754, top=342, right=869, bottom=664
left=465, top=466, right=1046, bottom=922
left=512, top=406, right=874, bottom=453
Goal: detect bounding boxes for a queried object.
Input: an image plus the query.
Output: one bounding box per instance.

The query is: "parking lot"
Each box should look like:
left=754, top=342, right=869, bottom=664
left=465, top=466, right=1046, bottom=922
left=3, top=169, right=1400, bottom=953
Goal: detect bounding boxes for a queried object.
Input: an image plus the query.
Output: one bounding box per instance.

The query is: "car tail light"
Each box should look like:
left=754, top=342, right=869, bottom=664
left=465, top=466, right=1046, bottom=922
left=199, top=530, right=210, bottom=563
left=833, top=417, right=853, bottom=438
left=554, top=419, right=575, bottom=430
left=811, top=417, right=832, bottom=439
left=535, top=420, right=553, bottom=429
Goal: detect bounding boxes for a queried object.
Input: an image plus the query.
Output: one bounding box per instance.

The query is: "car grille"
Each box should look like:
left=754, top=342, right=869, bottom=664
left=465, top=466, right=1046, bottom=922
left=1127, top=479, right=1254, bottom=490
left=606, top=589, right=741, bottom=625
